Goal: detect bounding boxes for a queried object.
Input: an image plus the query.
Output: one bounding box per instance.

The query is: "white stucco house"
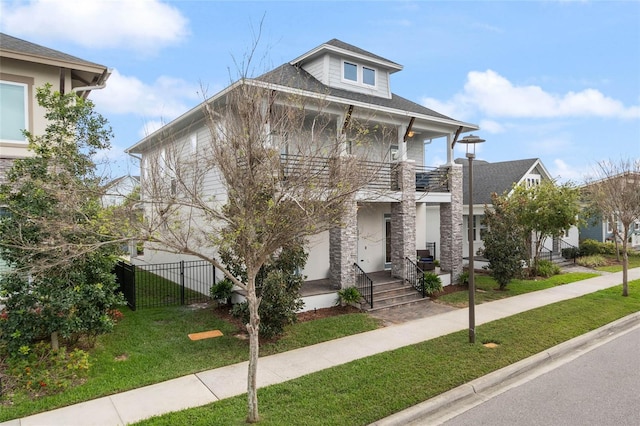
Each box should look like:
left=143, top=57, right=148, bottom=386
left=0, top=32, right=110, bottom=185
left=126, top=39, right=478, bottom=309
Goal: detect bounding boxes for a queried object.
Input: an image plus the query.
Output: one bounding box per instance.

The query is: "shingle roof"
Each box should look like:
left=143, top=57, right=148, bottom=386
left=324, top=39, right=401, bottom=67
left=0, top=32, right=105, bottom=68
left=455, top=158, right=540, bottom=205
left=256, top=63, right=454, bottom=120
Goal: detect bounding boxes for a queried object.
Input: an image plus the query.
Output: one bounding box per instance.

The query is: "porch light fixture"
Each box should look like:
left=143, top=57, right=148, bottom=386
left=458, top=134, right=485, bottom=344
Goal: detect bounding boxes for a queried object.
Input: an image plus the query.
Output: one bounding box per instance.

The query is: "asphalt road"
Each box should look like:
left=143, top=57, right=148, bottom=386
left=442, top=326, right=640, bottom=426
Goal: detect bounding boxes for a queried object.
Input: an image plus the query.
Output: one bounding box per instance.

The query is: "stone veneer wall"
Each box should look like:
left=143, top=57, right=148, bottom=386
left=391, top=161, right=416, bottom=278
left=329, top=198, right=357, bottom=289
left=439, top=163, right=463, bottom=281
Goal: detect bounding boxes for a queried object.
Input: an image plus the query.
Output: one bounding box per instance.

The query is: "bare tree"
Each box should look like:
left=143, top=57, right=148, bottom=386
left=583, top=159, right=640, bottom=296
left=138, top=76, right=392, bottom=421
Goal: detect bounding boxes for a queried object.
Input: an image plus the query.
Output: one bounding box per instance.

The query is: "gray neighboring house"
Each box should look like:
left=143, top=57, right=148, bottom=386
left=425, top=157, right=580, bottom=261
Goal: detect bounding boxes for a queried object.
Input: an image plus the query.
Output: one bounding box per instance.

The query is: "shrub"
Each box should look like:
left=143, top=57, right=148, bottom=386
left=457, top=271, right=469, bottom=287
left=535, top=260, right=561, bottom=278
left=577, top=255, right=607, bottom=268
left=5, top=342, right=90, bottom=398
left=229, top=243, right=307, bottom=339
left=336, top=287, right=362, bottom=307
left=579, top=239, right=606, bottom=256
left=210, top=278, right=234, bottom=305
left=561, top=247, right=580, bottom=260
left=231, top=270, right=304, bottom=339
left=423, top=272, right=443, bottom=296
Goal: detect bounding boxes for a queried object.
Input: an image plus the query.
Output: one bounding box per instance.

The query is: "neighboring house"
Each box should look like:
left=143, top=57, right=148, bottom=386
left=0, top=33, right=110, bottom=274
left=579, top=173, right=640, bottom=249
left=102, top=175, right=140, bottom=207
left=0, top=32, right=110, bottom=185
left=126, top=39, right=478, bottom=290
left=426, top=158, right=580, bottom=261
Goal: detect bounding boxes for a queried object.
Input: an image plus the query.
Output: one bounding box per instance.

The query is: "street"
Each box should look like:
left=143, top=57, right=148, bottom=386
left=441, top=326, right=640, bottom=426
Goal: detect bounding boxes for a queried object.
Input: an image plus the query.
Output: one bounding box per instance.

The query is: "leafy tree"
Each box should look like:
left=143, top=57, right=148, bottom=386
left=0, top=85, right=125, bottom=354
left=583, top=159, right=640, bottom=296
left=482, top=192, right=527, bottom=289
left=507, top=180, right=581, bottom=276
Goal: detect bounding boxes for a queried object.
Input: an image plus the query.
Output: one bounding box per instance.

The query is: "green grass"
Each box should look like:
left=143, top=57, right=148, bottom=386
left=0, top=306, right=379, bottom=421
left=596, top=254, right=640, bottom=273
left=134, top=269, right=210, bottom=308
left=136, top=280, right=640, bottom=426
left=437, top=272, right=598, bottom=307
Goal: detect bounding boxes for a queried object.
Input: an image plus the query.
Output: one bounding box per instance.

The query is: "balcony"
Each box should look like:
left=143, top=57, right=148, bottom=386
left=280, top=154, right=449, bottom=194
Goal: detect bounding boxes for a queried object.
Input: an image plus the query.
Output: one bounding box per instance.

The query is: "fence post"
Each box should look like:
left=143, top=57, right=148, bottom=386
left=131, top=264, right=137, bottom=311
left=180, top=261, right=185, bottom=305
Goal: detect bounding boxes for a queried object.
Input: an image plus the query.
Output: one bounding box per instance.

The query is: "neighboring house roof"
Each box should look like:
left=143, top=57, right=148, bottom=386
left=0, top=32, right=110, bottom=96
left=456, top=158, right=551, bottom=205
left=105, top=175, right=140, bottom=188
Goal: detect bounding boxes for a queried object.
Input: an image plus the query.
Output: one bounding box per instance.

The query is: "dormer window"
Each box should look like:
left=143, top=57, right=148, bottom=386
left=342, top=61, right=376, bottom=87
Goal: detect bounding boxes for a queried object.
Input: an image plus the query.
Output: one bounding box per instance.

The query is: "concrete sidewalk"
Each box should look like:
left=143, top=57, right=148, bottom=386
left=3, top=268, right=640, bottom=426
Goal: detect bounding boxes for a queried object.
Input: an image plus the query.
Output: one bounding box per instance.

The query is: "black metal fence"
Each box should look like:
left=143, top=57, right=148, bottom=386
left=114, top=260, right=215, bottom=310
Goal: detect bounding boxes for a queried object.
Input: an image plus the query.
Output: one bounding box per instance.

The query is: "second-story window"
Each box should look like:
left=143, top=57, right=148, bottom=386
left=363, top=67, right=375, bottom=86
left=342, top=61, right=376, bottom=87
left=344, top=62, right=357, bottom=82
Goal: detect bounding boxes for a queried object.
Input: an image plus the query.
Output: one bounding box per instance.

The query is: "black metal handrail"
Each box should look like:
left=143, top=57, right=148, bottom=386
left=281, top=154, right=392, bottom=192
left=353, top=263, right=373, bottom=309
left=404, top=257, right=426, bottom=298
left=558, top=239, right=579, bottom=264
left=415, top=166, right=449, bottom=193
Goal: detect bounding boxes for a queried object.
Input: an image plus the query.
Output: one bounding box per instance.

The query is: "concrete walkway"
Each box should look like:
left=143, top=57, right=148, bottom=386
left=3, top=268, right=639, bottom=426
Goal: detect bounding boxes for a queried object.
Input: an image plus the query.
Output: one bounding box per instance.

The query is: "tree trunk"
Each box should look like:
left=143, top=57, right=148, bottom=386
left=622, top=230, right=629, bottom=297
left=245, top=271, right=260, bottom=423
left=51, top=331, right=59, bottom=350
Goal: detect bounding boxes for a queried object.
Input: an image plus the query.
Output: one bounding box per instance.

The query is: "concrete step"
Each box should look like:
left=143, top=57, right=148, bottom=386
left=367, top=294, right=432, bottom=314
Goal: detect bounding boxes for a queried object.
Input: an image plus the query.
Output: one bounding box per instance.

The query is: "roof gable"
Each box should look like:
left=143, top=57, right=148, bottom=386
left=457, top=158, right=552, bottom=205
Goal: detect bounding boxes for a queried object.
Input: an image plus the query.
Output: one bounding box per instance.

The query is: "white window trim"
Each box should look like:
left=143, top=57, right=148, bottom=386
left=341, top=60, right=378, bottom=89
left=0, top=80, right=29, bottom=143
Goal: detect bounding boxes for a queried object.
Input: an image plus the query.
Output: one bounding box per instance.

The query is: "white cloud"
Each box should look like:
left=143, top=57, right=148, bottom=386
left=478, top=119, right=505, bottom=134
left=462, top=70, right=640, bottom=119
left=549, top=159, right=589, bottom=183
left=91, top=69, right=201, bottom=121
left=138, top=120, right=166, bottom=138
left=0, top=0, right=189, bottom=53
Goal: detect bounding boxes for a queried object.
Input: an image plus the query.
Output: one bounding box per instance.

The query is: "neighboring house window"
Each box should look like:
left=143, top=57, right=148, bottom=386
left=635, top=221, right=640, bottom=232
left=0, top=80, right=28, bottom=142
left=342, top=61, right=377, bottom=87
left=465, top=214, right=486, bottom=242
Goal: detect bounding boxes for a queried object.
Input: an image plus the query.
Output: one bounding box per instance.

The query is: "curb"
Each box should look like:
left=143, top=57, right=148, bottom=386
left=371, top=311, right=640, bottom=426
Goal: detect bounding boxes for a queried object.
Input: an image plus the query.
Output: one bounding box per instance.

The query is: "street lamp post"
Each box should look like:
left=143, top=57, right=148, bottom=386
left=458, top=134, right=485, bottom=344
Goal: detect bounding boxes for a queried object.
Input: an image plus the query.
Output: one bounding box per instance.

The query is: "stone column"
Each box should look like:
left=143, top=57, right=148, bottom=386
left=440, top=163, right=463, bottom=281
left=329, top=198, right=357, bottom=289
left=391, top=160, right=416, bottom=278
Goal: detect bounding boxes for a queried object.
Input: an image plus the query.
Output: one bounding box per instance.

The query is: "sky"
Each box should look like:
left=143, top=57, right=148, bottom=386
left=1, top=0, right=639, bottom=183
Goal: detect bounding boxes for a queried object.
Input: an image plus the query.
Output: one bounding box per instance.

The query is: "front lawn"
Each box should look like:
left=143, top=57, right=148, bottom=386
left=596, top=254, right=640, bottom=272
left=0, top=305, right=380, bottom=421
left=436, top=271, right=598, bottom=307
left=136, top=280, right=640, bottom=425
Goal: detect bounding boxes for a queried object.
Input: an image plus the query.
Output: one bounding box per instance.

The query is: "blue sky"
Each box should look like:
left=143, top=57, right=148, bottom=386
left=2, top=0, right=639, bottom=182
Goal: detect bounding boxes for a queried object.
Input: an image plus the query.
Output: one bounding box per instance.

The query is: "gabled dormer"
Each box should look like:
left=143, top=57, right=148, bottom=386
left=289, top=39, right=402, bottom=99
